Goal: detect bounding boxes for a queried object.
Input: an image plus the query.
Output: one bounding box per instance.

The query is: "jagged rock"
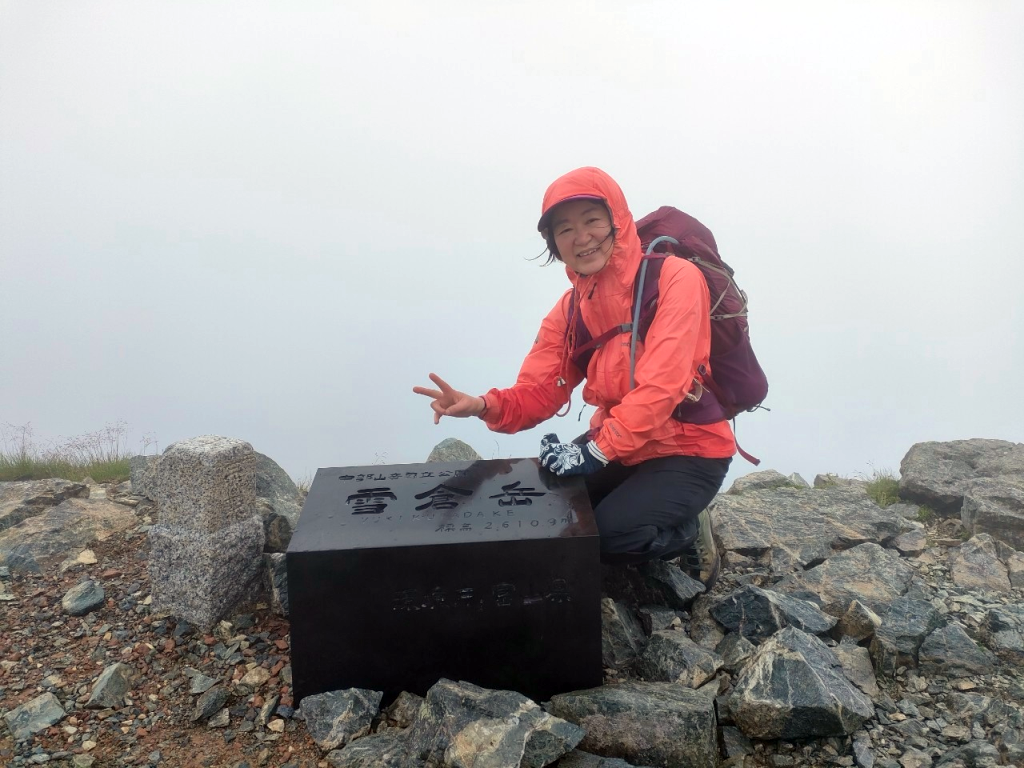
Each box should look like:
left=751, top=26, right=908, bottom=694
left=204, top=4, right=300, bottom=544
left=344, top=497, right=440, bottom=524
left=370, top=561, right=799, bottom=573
left=721, top=725, right=754, bottom=758
left=709, top=585, right=837, bottom=641
left=406, top=679, right=583, bottom=768
left=426, top=438, right=481, bottom=463
left=61, top=579, right=105, bottom=616
left=86, top=662, right=133, bottom=708
left=728, top=627, right=874, bottom=739
left=951, top=534, right=1011, bottom=592
left=919, top=623, right=996, bottom=677
left=898, top=439, right=1024, bottom=517
left=1008, top=551, right=1024, bottom=589
left=727, top=470, right=795, bottom=494
left=832, top=643, right=880, bottom=698
left=191, top=686, right=230, bottom=722
left=302, top=688, right=383, bottom=752
left=548, top=681, right=717, bottom=768
left=326, top=730, right=421, bottom=767
left=837, top=600, right=883, bottom=642
left=961, top=478, right=1024, bottom=551
left=788, top=473, right=810, bottom=489
left=188, top=670, right=218, bottom=694
left=869, top=595, right=944, bottom=676
left=635, top=605, right=683, bottom=636
left=890, top=529, right=927, bottom=557
left=853, top=732, right=874, bottom=768
left=601, top=598, right=646, bottom=670
left=0, top=497, right=136, bottom=572
left=716, top=633, right=756, bottom=673
left=600, top=561, right=704, bottom=611
left=255, top=451, right=303, bottom=552
left=634, top=630, right=723, bottom=687
left=0, top=479, right=87, bottom=531
left=814, top=474, right=863, bottom=489
left=774, top=543, right=915, bottom=617
left=129, top=455, right=161, bottom=500
left=3, top=692, right=65, bottom=741
left=983, top=604, right=1024, bottom=658
left=558, top=752, right=654, bottom=768
left=687, top=594, right=726, bottom=650
left=208, top=708, right=230, bottom=728
left=383, top=691, right=423, bottom=729
left=263, top=552, right=289, bottom=616
left=711, top=486, right=906, bottom=571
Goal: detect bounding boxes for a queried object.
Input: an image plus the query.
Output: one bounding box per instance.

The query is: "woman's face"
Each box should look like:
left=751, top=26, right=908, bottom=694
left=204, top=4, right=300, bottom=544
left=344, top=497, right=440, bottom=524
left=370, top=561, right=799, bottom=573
left=549, top=199, right=614, bottom=275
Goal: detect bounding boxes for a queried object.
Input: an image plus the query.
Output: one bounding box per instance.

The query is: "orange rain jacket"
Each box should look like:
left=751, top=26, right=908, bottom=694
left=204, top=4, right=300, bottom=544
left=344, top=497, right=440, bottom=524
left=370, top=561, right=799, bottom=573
left=479, top=167, right=736, bottom=465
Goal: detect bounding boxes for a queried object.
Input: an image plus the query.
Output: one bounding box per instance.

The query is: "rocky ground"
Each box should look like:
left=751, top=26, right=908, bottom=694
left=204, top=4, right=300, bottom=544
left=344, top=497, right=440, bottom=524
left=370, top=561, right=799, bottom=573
left=2, top=438, right=1024, bottom=768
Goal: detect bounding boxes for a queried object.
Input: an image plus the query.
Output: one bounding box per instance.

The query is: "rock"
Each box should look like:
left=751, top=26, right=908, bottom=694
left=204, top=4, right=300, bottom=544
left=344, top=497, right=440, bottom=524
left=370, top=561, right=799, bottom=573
left=61, top=579, right=105, bottom=616
left=635, top=605, right=684, bottom=636
left=814, top=474, right=863, bottom=489
left=601, top=598, right=646, bottom=670
left=951, top=534, right=1012, bottom=592
left=426, top=438, right=481, bottom=463
left=727, top=470, right=796, bottom=494
left=728, top=627, right=874, bottom=739
left=898, top=747, right=930, bottom=768
left=774, top=543, right=915, bottom=617
left=241, top=667, right=271, bottom=687
left=3, top=692, right=65, bottom=741
left=548, top=681, right=717, bottom=768
left=192, top=686, right=230, bottom=722
left=263, top=553, right=289, bottom=616
left=189, top=672, right=218, bottom=694
left=721, top=725, right=754, bottom=758
left=711, top=486, right=905, bottom=571
left=890, top=529, right=927, bottom=557
left=919, top=623, right=996, bottom=677
left=837, top=600, right=883, bottom=642
left=832, top=644, right=880, bottom=698
left=0, top=497, right=136, bottom=573
left=326, top=730, right=419, bottom=768
left=558, top=751, right=654, bottom=767
left=0, top=479, right=87, bottom=531
left=962, top=477, right=1024, bottom=550
left=869, top=595, right=944, bottom=676
left=634, top=630, right=723, bottom=687
left=129, top=455, right=161, bottom=500
left=788, top=473, right=810, bottom=489
left=255, top=452, right=303, bottom=553
left=709, top=585, right=837, bottom=641
left=383, top=691, right=423, bottom=729
left=600, top=561, right=704, bottom=611
left=406, top=679, right=583, bottom=768
left=58, top=548, right=98, bottom=574
left=716, top=633, right=756, bottom=673
left=1008, top=551, right=1024, bottom=589
left=301, top=688, right=383, bottom=752
left=86, top=663, right=133, bottom=708
left=983, top=604, right=1024, bottom=658
left=209, top=708, right=230, bottom=728
left=898, top=439, right=1024, bottom=516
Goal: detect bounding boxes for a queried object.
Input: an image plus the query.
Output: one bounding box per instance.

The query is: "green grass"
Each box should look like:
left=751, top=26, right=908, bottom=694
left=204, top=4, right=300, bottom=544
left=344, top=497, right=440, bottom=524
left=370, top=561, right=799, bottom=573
left=0, top=421, right=145, bottom=484
left=917, top=505, right=936, bottom=524
left=864, top=468, right=901, bottom=508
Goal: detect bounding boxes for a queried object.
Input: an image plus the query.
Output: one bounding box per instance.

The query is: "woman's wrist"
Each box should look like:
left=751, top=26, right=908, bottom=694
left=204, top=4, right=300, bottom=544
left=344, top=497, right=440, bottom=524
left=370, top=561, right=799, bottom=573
left=476, top=395, right=489, bottom=418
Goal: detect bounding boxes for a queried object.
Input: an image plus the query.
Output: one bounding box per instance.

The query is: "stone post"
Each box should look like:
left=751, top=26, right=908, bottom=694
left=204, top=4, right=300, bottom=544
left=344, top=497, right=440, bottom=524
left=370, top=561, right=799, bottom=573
left=148, top=436, right=264, bottom=629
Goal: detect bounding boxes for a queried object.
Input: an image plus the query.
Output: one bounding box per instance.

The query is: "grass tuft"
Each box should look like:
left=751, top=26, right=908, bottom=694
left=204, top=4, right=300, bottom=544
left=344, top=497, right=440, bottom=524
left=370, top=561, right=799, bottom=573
left=917, top=505, right=936, bottom=524
left=864, top=467, right=901, bottom=508
left=0, top=421, right=147, bottom=484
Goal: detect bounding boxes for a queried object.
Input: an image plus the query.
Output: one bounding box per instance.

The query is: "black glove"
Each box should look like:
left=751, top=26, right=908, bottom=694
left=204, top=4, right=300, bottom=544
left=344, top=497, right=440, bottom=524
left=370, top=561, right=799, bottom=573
left=539, top=433, right=609, bottom=476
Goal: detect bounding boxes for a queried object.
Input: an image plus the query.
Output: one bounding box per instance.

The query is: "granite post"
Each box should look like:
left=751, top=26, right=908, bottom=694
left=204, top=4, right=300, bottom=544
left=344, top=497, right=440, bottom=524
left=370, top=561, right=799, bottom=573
left=148, top=436, right=264, bottom=629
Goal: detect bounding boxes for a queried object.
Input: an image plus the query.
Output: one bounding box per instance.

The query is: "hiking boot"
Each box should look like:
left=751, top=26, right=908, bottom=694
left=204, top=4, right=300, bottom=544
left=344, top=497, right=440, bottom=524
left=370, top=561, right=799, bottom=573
left=676, top=508, right=720, bottom=591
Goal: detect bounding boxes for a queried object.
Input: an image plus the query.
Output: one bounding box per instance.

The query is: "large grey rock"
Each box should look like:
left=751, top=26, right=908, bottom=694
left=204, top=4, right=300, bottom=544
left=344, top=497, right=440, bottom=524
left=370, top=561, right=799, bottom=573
left=600, top=561, right=704, bottom=612
left=0, top=479, right=87, bottom=531
left=727, top=469, right=795, bottom=494
left=774, top=543, right=915, bottom=617
left=0, top=497, right=136, bottom=572
left=406, top=679, right=583, bottom=768
left=129, top=455, right=160, bottom=500
left=149, top=516, right=264, bottom=630
left=426, top=438, right=481, bottom=463
left=558, top=752, right=654, bottom=768
left=961, top=477, right=1024, bottom=550
left=919, top=623, right=996, bottom=677
left=191, top=686, right=229, bottom=722
left=326, top=730, right=422, bottom=768
left=728, top=627, right=874, bottom=739
left=711, top=486, right=906, bottom=571
left=950, top=533, right=1012, bottom=592
left=601, top=598, right=646, bottom=670
left=869, top=595, right=944, bottom=676
left=634, top=630, right=723, bottom=687
left=983, top=604, right=1024, bottom=658
left=898, top=439, right=1024, bottom=516
left=302, top=688, right=383, bottom=752
left=716, top=633, right=756, bottom=673
left=832, top=643, right=880, bottom=698
left=836, top=600, right=883, bottom=642
left=263, top=552, right=289, bottom=616
left=547, top=681, right=717, bottom=768
left=709, top=585, right=837, bottom=642
left=86, top=663, right=133, bottom=708
left=61, top=579, right=105, bottom=616
left=255, top=451, right=303, bottom=552
left=3, top=692, right=65, bottom=741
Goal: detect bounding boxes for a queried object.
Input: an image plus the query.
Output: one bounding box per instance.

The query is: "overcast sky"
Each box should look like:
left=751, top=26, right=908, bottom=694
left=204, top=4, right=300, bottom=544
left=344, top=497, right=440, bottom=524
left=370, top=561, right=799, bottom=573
left=2, top=1, right=1022, bottom=489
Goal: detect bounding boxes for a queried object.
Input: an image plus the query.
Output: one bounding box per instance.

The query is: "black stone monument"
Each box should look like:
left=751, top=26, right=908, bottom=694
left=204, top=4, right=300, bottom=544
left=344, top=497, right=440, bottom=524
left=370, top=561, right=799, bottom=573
left=287, top=457, right=602, bottom=704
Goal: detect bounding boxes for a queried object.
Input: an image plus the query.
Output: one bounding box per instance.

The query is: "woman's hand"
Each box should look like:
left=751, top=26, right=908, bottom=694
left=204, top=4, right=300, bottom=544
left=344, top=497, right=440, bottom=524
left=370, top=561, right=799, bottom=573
left=413, top=373, right=486, bottom=425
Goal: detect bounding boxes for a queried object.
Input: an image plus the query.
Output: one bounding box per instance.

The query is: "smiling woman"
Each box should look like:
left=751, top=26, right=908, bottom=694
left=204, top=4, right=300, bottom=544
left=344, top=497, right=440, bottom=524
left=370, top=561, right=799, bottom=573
left=413, top=166, right=738, bottom=589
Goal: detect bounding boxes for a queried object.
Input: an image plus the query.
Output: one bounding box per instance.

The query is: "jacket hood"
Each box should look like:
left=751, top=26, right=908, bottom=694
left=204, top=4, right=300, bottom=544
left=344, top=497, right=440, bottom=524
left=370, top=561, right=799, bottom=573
left=538, top=167, right=643, bottom=295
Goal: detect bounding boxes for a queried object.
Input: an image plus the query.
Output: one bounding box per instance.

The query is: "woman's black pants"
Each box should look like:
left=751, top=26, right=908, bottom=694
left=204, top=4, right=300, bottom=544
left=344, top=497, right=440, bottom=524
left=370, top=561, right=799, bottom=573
left=583, top=454, right=732, bottom=565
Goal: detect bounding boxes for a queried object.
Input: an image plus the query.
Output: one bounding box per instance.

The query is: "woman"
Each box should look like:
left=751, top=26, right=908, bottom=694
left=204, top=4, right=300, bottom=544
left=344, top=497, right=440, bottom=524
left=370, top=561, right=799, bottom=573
left=413, top=167, right=735, bottom=588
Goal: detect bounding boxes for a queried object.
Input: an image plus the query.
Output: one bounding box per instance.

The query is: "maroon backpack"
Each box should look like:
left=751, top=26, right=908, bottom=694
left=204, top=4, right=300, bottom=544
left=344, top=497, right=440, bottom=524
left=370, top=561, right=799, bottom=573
left=566, top=206, right=768, bottom=463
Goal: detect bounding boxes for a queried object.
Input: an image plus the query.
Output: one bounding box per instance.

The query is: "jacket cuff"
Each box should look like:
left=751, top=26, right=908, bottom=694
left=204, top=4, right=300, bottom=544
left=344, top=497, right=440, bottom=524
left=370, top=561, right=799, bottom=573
left=593, top=431, right=618, bottom=464
left=477, top=392, right=503, bottom=427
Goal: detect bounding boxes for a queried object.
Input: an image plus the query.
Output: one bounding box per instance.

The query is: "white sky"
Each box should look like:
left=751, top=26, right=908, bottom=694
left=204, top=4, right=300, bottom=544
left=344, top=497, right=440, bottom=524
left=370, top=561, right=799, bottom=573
left=2, top=1, right=1022, bottom=487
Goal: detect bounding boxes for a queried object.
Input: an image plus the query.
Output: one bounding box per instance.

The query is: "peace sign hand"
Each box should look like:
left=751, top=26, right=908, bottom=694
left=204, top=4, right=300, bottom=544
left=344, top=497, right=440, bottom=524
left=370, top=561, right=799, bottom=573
left=413, top=373, right=486, bottom=425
